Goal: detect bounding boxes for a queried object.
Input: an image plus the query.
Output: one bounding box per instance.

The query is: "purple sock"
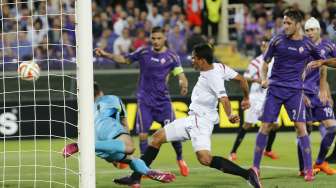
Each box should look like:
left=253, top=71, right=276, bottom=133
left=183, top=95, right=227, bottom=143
left=140, top=140, right=148, bottom=156
left=298, top=135, right=312, bottom=171
left=316, top=126, right=336, bottom=165
left=253, top=132, right=268, bottom=169
left=319, top=125, right=327, bottom=138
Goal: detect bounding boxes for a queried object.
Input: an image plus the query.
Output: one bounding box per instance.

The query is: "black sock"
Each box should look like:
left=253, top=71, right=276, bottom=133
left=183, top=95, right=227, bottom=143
left=297, top=142, right=304, bottom=171
left=265, top=130, right=276, bottom=152
left=131, top=146, right=160, bottom=180
left=210, top=156, right=249, bottom=179
left=171, top=141, right=183, bottom=160
left=231, top=128, right=247, bottom=153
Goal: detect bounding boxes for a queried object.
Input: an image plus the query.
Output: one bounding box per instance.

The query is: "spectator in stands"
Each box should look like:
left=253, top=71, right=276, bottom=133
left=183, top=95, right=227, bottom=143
left=12, top=32, right=32, bottom=61
left=327, top=0, right=336, bottom=20
left=114, top=11, right=128, bottom=36
left=132, top=28, right=148, bottom=50
left=234, top=4, right=251, bottom=52
left=271, top=17, right=283, bottom=35
left=272, top=0, right=286, bottom=19
left=158, top=0, right=170, bottom=13
left=186, top=26, right=206, bottom=54
left=27, top=18, right=48, bottom=45
left=252, top=3, right=267, bottom=20
left=113, top=28, right=132, bottom=56
left=310, top=0, right=321, bottom=19
left=204, top=0, right=221, bottom=42
left=93, top=14, right=103, bottom=39
left=148, top=6, right=164, bottom=27
left=167, top=24, right=187, bottom=59
left=184, top=0, right=203, bottom=26
left=320, top=9, right=330, bottom=34
left=125, top=0, right=136, bottom=16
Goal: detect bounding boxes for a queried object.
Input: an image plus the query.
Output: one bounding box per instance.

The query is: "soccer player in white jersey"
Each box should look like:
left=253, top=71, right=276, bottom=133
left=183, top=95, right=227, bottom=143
left=114, top=43, right=262, bottom=188
left=229, top=37, right=279, bottom=161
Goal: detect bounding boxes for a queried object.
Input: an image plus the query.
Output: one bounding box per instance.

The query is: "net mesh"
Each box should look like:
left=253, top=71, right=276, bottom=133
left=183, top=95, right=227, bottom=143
left=0, top=0, right=79, bottom=187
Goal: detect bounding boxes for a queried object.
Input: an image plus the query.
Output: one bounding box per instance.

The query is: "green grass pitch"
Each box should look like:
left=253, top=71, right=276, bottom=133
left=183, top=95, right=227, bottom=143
left=1, top=132, right=336, bottom=187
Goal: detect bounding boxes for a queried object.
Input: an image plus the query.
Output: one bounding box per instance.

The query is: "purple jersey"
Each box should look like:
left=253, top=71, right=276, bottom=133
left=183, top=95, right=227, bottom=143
left=304, top=39, right=336, bottom=94
left=126, top=47, right=183, bottom=106
left=263, top=33, right=323, bottom=90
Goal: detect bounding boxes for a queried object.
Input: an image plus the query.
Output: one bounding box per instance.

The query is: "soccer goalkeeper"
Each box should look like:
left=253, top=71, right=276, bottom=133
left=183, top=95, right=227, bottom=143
left=62, top=82, right=175, bottom=184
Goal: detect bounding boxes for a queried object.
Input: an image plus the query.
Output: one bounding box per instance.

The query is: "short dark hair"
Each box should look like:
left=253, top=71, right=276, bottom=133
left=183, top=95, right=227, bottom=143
left=94, top=81, right=101, bottom=97
left=193, top=43, right=214, bottom=64
left=283, top=8, right=304, bottom=23
left=151, top=26, right=165, bottom=34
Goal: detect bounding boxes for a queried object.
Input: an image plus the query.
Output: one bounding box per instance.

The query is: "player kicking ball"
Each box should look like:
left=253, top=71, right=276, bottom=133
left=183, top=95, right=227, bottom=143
left=62, top=82, right=175, bottom=185
left=298, top=17, right=336, bottom=175
left=229, top=37, right=279, bottom=161
left=113, top=43, right=262, bottom=188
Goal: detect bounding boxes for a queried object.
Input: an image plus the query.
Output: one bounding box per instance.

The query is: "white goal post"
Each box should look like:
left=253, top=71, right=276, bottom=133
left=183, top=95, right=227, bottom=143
left=76, top=1, right=96, bottom=188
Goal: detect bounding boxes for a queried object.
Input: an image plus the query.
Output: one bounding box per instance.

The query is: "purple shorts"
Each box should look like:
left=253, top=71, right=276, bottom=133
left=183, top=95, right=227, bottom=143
left=260, top=86, right=306, bottom=123
left=136, top=101, right=175, bottom=134
left=305, top=93, right=335, bottom=122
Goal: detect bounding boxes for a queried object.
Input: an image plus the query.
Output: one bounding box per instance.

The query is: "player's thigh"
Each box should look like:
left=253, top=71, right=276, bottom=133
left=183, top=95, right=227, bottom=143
left=164, top=116, right=193, bottom=142
left=259, top=92, right=283, bottom=123
left=284, top=91, right=306, bottom=122
left=136, top=102, right=154, bottom=134
left=189, top=116, right=213, bottom=152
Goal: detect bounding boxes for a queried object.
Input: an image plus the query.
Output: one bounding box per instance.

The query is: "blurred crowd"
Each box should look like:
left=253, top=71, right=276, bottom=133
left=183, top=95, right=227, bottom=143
left=234, top=0, right=336, bottom=57
left=0, top=0, right=336, bottom=70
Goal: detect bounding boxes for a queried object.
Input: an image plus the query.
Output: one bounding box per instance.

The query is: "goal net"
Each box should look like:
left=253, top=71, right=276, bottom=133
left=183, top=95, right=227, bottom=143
left=0, top=0, right=95, bottom=187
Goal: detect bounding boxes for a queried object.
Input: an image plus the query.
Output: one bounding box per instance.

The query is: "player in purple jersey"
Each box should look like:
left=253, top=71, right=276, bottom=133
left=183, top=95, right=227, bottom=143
left=95, top=26, right=190, bottom=176
left=297, top=17, right=336, bottom=176
left=253, top=9, right=324, bottom=182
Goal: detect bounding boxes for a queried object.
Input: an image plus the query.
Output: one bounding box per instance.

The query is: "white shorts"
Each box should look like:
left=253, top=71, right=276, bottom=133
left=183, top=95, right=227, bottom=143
left=245, top=93, right=265, bottom=124
left=164, top=114, right=214, bottom=152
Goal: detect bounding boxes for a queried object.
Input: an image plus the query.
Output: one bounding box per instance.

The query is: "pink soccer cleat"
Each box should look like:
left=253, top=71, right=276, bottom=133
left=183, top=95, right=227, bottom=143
left=62, top=143, right=79, bottom=158
left=147, top=170, right=176, bottom=183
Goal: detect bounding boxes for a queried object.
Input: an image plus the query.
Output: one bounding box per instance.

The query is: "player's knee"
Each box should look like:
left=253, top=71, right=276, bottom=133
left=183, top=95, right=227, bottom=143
left=197, top=154, right=212, bottom=166
left=124, top=146, right=136, bottom=155
left=150, top=129, right=166, bottom=148
left=139, top=133, right=148, bottom=141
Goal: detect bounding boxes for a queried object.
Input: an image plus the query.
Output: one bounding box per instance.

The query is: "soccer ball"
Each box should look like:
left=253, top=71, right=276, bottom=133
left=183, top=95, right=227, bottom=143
left=18, top=61, right=41, bottom=81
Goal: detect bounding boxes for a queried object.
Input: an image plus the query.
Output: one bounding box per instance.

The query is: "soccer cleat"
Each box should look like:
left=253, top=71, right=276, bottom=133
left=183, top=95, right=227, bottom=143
left=62, top=143, right=78, bottom=158
left=147, top=170, right=176, bottom=183
left=177, top=160, right=189, bottom=176
left=247, top=167, right=262, bottom=188
left=304, top=170, right=314, bottom=182
left=313, top=161, right=336, bottom=175
left=229, top=153, right=237, bottom=161
left=298, top=171, right=305, bottom=177
left=113, top=176, right=140, bottom=187
left=263, top=151, right=279, bottom=160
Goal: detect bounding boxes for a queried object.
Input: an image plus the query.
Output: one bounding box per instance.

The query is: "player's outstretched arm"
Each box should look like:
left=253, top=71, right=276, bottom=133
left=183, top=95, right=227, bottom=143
left=177, top=73, right=188, bottom=96
left=308, top=58, right=336, bottom=69
left=232, top=74, right=250, bottom=110
left=94, top=48, right=130, bottom=64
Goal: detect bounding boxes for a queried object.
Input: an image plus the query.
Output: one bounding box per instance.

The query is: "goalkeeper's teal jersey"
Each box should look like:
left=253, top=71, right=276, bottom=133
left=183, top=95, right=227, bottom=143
left=94, top=95, right=127, bottom=140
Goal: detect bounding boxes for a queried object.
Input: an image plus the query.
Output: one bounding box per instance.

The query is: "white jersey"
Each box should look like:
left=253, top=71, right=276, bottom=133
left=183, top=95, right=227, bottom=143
left=189, top=63, right=238, bottom=122
left=243, top=54, right=273, bottom=95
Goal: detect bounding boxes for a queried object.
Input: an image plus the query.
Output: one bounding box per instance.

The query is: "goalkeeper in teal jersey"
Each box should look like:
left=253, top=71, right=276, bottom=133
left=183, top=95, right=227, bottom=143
left=62, top=82, right=175, bottom=184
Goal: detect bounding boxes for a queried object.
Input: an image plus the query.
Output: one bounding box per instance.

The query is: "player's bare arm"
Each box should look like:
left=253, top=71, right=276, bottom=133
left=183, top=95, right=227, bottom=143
left=219, top=96, right=240, bottom=123
left=319, top=66, right=330, bottom=105
left=261, top=61, right=269, bottom=88
left=233, top=74, right=250, bottom=110
left=177, top=73, right=188, bottom=96
left=308, top=58, right=336, bottom=69
left=94, top=48, right=130, bottom=64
